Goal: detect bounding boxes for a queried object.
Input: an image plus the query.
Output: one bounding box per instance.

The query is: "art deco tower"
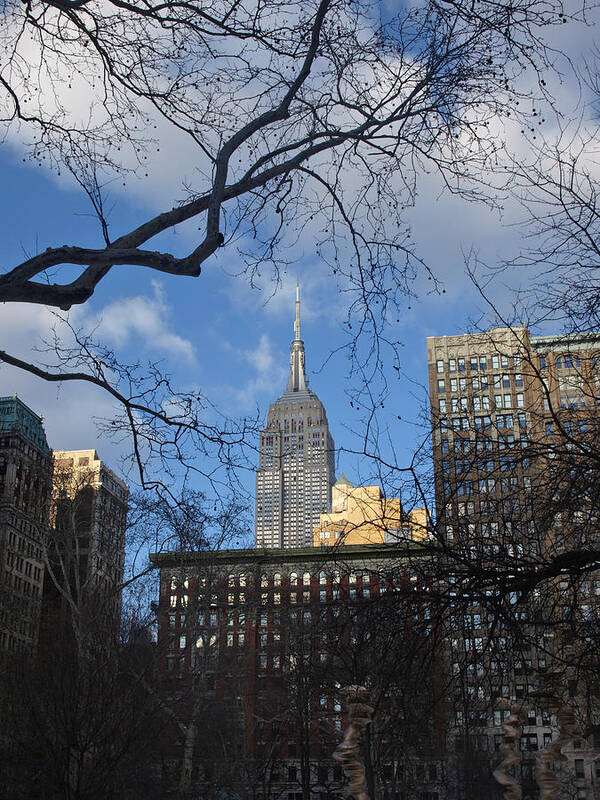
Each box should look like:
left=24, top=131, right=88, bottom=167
left=255, top=287, right=335, bottom=548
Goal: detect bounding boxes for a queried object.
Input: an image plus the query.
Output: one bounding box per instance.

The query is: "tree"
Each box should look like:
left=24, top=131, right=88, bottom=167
left=0, top=0, right=577, bottom=488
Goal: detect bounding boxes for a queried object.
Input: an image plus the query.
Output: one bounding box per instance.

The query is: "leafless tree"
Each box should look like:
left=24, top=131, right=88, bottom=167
left=0, top=0, right=580, bottom=487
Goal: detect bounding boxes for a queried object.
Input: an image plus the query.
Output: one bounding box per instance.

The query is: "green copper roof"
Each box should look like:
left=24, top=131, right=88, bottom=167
left=0, top=396, right=50, bottom=453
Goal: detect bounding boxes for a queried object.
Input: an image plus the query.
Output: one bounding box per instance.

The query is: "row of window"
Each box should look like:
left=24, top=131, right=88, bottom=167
left=438, top=393, right=525, bottom=413
left=437, top=374, right=523, bottom=394
left=436, top=354, right=520, bottom=373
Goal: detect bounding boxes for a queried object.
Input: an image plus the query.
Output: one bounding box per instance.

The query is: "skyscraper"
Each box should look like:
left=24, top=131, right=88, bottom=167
left=0, top=396, right=52, bottom=652
left=427, top=326, right=600, bottom=797
left=255, top=286, right=335, bottom=548
left=48, top=449, right=129, bottom=627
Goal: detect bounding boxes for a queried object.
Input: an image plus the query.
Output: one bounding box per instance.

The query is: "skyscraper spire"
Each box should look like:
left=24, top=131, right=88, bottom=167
left=286, top=283, right=307, bottom=394
left=294, top=282, right=301, bottom=341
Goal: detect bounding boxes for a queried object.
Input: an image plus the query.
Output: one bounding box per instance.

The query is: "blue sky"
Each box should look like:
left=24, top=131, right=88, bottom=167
left=0, top=137, right=535, bottom=497
left=1, top=6, right=599, bottom=522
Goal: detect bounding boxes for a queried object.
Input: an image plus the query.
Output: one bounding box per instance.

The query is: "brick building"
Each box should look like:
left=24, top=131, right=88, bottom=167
left=151, top=543, right=446, bottom=800
left=427, top=327, right=600, bottom=798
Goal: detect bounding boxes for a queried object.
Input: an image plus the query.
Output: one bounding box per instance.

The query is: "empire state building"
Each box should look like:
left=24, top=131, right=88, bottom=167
left=255, top=287, right=335, bottom=549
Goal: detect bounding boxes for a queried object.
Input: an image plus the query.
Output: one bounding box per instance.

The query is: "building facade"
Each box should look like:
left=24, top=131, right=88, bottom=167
left=49, top=449, right=129, bottom=627
left=427, top=327, right=600, bottom=799
left=255, top=287, right=335, bottom=548
left=313, top=474, right=427, bottom=547
left=0, top=396, right=52, bottom=652
left=151, top=542, right=445, bottom=800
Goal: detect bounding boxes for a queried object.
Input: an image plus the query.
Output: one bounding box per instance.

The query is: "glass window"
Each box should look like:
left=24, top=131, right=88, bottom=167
left=501, top=355, right=509, bottom=368
left=436, top=359, right=444, bottom=373
left=450, top=378, right=458, bottom=392
left=545, top=422, right=554, bottom=436
left=480, top=356, right=487, bottom=370
left=437, top=379, right=445, bottom=393
left=470, top=357, right=478, bottom=371
left=458, top=357, right=466, bottom=372
left=515, top=373, right=523, bottom=387
left=539, top=356, right=546, bottom=369
left=449, top=359, right=456, bottom=372
left=273, top=572, right=281, bottom=586
left=472, top=377, right=479, bottom=391
left=502, top=374, right=510, bottom=388
left=439, top=399, right=447, bottom=413
left=492, top=356, right=499, bottom=369
left=516, top=393, right=524, bottom=407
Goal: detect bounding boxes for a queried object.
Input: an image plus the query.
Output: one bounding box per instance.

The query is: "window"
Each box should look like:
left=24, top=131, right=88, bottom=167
left=539, top=356, right=546, bottom=369
left=437, top=378, right=445, bottom=393
left=449, top=359, right=456, bottom=372
left=515, top=373, right=523, bottom=387
left=439, top=399, right=447, bottom=413
left=470, top=356, right=478, bottom=371
left=574, top=759, right=584, bottom=779
left=436, top=359, right=444, bottom=373
left=545, top=422, right=554, bottom=436
left=492, top=355, right=499, bottom=369
left=480, top=356, right=487, bottom=370
left=516, top=393, right=524, bottom=408
left=458, top=357, right=466, bottom=372
left=502, top=374, right=510, bottom=388
left=450, top=377, right=458, bottom=392
left=578, top=420, right=588, bottom=434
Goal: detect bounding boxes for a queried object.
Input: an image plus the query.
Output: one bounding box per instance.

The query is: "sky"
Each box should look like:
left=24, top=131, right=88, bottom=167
left=1, top=2, right=599, bottom=530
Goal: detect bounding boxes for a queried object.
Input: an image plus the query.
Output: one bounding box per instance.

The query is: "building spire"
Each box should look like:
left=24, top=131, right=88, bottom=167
left=294, top=282, right=301, bottom=341
left=286, top=283, right=308, bottom=393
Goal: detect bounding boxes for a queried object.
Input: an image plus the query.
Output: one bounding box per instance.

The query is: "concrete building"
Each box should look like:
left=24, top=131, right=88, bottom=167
left=255, top=286, right=335, bottom=548
left=0, top=396, right=52, bottom=652
left=49, top=449, right=129, bottom=626
left=313, top=474, right=427, bottom=546
left=151, top=542, right=445, bottom=800
left=427, top=327, right=600, bottom=798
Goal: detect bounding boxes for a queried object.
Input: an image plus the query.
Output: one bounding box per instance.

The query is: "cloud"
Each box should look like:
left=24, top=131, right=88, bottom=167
left=82, top=280, right=195, bottom=362
left=218, top=333, right=287, bottom=413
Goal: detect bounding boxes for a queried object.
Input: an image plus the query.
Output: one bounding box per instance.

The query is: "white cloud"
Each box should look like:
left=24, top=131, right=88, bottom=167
left=82, top=280, right=195, bottom=362
left=217, top=333, right=287, bottom=413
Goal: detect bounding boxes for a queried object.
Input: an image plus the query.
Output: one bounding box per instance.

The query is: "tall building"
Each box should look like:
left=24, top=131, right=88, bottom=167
left=313, top=474, right=427, bottom=546
left=48, top=449, right=129, bottom=626
left=0, top=396, right=52, bottom=652
left=427, top=327, right=600, bottom=798
left=255, top=286, right=335, bottom=548
left=151, top=542, right=445, bottom=800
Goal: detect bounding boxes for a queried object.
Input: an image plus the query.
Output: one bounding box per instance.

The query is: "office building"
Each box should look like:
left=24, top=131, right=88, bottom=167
left=151, top=542, right=445, bottom=800
left=255, top=287, right=335, bottom=548
left=427, top=326, right=600, bottom=798
left=0, top=396, right=52, bottom=652
left=313, top=474, right=427, bottom=546
left=49, top=449, right=129, bottom=625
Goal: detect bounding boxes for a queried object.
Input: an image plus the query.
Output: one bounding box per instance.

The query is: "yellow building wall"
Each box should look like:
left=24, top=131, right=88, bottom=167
left=313, top=482, right=427, bottom=546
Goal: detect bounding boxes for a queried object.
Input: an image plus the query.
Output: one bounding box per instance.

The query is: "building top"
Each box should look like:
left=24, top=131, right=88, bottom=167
left=335, top=473, right=353, bottom=487
left=531, top=331, right=600, bottom=351
left=0, top=395, right=50, bottom=454
left=53, top=448, right=129, bottom=500
left=150, top=540, right=434, bottom=569
left=273, top=284, right=320, bottom=405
